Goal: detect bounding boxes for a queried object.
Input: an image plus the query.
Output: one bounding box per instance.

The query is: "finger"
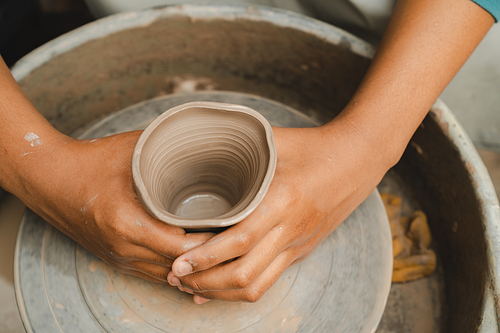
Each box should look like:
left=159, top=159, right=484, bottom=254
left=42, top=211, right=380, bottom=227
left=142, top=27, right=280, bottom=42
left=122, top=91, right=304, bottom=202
left=119, top=268, right=167, bottom=284
left=170, top=225, right=288, bottom=292
left=125, top=260, right=172, bottom=282
left=100, top=256, right=172, bottom=284
left=131, top=206, right=215, bottom=259
left=171, top=207, right=276, bottom=277
left=193, top=295, right=211, bottom=304
left=190, top=250, right=295, bottom=303
left=179, top=286, right=194, bottom=294
left=107, top=244, right=174, bottom=268
left=136, top=246, right=174, bottom=267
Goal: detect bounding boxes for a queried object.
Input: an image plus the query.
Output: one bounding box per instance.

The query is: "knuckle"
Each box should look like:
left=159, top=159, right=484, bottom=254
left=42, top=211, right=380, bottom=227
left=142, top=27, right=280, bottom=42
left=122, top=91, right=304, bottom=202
left=231, top=268, right=255, bottom=289
left=106, top=216, right=129, bottom=238
left=234, top=232, right=254, bottom=250
left=108, top=245, right=128, bottom=261
left=243, top=288, right=263, bottom=303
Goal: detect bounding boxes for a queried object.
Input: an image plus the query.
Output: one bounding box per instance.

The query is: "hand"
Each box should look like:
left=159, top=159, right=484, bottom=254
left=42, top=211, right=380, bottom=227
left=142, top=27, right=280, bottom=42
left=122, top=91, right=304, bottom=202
left=12, top=130, right=213, bottom=283
left=0, top=56, right=213, bottom=283
left=167, top=120, right=393, bottom=303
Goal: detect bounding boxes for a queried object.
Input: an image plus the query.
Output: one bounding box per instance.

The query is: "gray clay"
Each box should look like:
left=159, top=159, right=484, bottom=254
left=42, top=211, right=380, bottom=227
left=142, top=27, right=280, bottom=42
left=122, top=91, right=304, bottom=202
left=132, top=101, right=277, bottom=229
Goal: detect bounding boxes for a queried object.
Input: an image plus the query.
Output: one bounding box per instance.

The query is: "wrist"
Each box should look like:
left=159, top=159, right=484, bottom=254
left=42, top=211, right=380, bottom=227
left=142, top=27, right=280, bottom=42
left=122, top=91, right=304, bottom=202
left=0, top=125, right=71, bottom=199
left=321, top=110, right=406, bottom=175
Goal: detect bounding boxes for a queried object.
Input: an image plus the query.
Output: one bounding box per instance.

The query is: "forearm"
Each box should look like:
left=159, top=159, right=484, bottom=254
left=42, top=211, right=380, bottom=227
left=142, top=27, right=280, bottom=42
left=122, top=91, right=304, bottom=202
left=0, top=56, right=68, bottom=197
left=325, top=0, right=494, bottom=166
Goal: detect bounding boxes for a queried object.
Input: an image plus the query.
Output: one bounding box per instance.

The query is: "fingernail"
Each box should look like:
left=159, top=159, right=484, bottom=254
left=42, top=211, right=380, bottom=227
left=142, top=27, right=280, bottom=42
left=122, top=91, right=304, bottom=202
left=168, top=275, right=181, bottom=287
left=194, top=295, right=211, bottom=305
left=175, top=261, right=193, bottom=276
left=179, top=286, right=193, bottom=294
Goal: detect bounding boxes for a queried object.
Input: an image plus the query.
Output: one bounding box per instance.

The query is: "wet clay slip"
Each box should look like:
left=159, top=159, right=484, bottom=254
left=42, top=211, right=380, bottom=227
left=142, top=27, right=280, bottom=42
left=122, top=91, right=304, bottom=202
left=132, top=101, right=277, bottom=229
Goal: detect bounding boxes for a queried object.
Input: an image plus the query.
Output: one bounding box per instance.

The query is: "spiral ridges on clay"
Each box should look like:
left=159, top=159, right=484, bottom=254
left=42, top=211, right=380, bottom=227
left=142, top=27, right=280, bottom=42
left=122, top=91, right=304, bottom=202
left=132, top=102, right=276, bottom=229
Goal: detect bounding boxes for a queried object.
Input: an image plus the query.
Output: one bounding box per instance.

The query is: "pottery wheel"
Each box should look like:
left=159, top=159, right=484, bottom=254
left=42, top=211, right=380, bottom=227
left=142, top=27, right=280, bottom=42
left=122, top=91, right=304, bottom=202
left=15, top=91, right=392, bottom=333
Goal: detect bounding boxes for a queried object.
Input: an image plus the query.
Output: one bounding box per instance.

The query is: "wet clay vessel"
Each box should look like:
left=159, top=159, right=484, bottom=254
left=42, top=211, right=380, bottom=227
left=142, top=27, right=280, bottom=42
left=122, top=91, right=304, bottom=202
left=132, top=101, right=277, bottom=229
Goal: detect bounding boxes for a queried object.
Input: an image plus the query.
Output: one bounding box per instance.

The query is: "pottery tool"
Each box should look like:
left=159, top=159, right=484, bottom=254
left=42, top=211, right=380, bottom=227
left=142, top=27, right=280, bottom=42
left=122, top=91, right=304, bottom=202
left=15, top=92, right=392, bottom=333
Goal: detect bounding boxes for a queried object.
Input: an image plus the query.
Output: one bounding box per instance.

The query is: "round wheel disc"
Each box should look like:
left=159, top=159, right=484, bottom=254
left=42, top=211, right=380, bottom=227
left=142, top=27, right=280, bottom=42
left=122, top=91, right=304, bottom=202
left=15, top=91, right=392, bottom=333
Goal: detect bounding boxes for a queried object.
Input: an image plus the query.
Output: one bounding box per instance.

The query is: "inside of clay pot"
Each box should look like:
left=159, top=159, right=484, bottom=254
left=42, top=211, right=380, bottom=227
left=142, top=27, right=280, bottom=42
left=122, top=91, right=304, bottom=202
left=139, top=106, right=270, bottom=220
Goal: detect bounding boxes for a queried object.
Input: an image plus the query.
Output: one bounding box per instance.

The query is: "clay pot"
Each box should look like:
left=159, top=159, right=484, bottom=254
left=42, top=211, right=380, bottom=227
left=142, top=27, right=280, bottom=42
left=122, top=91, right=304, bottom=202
left=132, top=101, right=277, bottom=229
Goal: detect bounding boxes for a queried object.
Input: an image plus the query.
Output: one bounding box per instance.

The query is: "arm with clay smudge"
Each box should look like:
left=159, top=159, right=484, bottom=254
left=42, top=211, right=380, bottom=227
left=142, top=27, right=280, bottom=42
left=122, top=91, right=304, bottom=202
left=167, top=0, right=494, bottom=304
left=0, top=56, right=213, bottom=283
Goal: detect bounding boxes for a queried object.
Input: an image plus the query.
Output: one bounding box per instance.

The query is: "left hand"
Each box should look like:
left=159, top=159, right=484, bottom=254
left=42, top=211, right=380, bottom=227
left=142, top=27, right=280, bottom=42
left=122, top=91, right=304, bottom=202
left=166, top=120, right=394, bottom=303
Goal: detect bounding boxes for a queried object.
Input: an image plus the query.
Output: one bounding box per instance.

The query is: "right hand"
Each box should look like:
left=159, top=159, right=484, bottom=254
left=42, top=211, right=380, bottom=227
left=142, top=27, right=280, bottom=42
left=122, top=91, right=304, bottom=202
left=10, top=130, right=213, bottom=283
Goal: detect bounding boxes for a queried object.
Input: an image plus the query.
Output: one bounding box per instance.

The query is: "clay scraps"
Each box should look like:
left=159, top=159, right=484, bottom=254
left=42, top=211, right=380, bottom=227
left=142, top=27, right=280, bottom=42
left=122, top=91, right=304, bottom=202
left=381, top=193, right=436, bottom=283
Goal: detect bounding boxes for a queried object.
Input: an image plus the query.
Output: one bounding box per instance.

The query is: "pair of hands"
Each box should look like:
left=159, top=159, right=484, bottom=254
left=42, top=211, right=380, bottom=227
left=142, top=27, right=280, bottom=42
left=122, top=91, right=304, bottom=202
left=16, top=119, right=389, bottom=304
